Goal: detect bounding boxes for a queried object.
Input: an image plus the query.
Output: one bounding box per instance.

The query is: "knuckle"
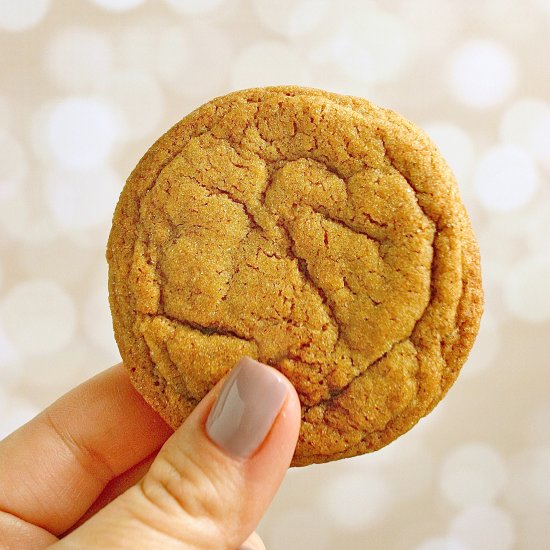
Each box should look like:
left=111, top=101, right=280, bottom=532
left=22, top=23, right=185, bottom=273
left=146, top=450, right=224, bottom=520
left=127, top=446, right=240, bottom=547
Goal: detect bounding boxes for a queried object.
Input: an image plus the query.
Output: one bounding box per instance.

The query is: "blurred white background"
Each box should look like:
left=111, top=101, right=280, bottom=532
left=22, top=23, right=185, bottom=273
left=0, top=1, right=549, bottom=548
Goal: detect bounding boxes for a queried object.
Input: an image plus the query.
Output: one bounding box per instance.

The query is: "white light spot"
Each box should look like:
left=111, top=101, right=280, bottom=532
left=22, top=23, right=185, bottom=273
left=415, top=537, right=467, bottom=550
left=308, top=76, right=375, bottom=103
left=0, top=324, right=20, bottom=374
left=479, top=201, right=545, bottom=249
left=88, top=0, right=145, bottom=11
left=0, top=384, right=6, bottom=413
left=308, top=33, right=349, bottom=66
left=252, top=0, right=330, bottom=37
left=0, top=280, right=76, bottom=357
left=0, top=0, right=50, bottom=32
left=17, top=238, right=95, bottom=285
left=311, top=7, right=415, bottom=85
left=385, top=440, right=435, bottom=501
left=400, top=0, right=461, bottom=52
left=505, top=446, right=550, bottom=514
left=0, top=95, right=12, bottom=129
left=499, top=98, right=550, bottom=169
left=29, top=102, right=55, bottom=164
left=0, top=131, right=28, bottom=201
left=101, top=71, right=164, bottom=141
left=155, top=26, right=191, bottom=88
left=518, top=511, right=550, bottom=549
left=367, top=432, right=426, bottom=466
left=476, top=218, right=532, bottom=323
left=232, top=41, right=310, bottom=90
left=20, top=341, right=103, bottom=400
left=45, top=166, right=120, bottom=230
left=261, top=508, right=331, bottom=550
left=0, top=188, right=59, bottom=244
left=460, top=311, right=499, bottom=377
left=499, top=98, right=550, bottom=148
left=46, top=97, right=121, bottom=170
left=117, top=23, right=160, bottom=73
left=533, top=0, right=550, bottom=15
left=524, top=201, right=550, bottom=258
left=83, top=283, right=120, bottom=361
left=343, top=10, right=414, bottom=84
left=321, top=471, right=394, bottom=529
left=0, top=400, right=40, bottom=440
left=504, top=254, right=550, bottom=323
left=479, top=259, right=515, bottom=323
left=524, top=446, right=550, bottom=505
left=450, top=506, right=515, bottom=550
left=473, top=144, right=538, bottom=212
left=479, top=0, right=542, bottom=39
left=448, top=39, right=517, bottom=108
left=410, top=397, right=448, bottom=437
left=525, top=402, right=550, bottom=445
left=440, top=443, right=508, bottom=508
left=45, top=27, right=113, bottom=92
left=424, top=122, right=475, bottom=183
left=158, top=23, right=233, bottom=99
left=66, top=223, right=111, bottom=250
left=164, top=0, right=225, bottom=15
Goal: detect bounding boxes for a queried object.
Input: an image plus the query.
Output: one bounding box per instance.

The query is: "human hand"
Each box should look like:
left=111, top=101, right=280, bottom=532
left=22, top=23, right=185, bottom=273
left=0, top=357, right=301, bottom=549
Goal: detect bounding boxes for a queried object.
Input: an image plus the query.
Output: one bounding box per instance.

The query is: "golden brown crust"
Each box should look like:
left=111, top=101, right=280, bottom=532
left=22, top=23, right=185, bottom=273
left=107, top=86, right=483, bottom=466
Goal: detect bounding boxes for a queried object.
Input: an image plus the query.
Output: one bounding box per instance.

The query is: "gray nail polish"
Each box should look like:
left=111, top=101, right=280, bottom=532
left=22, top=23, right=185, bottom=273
left=206, top=357, right=288, bottom=458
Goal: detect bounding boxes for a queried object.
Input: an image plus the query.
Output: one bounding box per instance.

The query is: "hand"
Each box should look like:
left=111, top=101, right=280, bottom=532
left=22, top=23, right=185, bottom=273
left=0, top=357, right=301, bottom=549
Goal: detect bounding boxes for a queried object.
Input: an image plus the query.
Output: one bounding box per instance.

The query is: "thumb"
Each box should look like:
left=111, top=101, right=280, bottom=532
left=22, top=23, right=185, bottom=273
left=54, top=357, right=301, bottom=550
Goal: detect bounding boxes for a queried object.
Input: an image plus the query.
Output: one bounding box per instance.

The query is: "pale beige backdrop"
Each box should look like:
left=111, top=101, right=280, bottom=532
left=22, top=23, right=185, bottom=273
left=1, top=1, right=549, bottom=549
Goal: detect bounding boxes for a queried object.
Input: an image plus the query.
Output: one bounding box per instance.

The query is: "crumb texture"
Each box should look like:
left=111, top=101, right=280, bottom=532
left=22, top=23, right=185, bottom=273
left=107, top=86, right=483, bottom=466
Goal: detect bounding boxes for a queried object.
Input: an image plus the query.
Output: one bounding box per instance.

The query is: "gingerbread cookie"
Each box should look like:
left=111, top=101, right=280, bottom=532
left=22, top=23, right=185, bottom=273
left=107, top=86, right=483, bottom=466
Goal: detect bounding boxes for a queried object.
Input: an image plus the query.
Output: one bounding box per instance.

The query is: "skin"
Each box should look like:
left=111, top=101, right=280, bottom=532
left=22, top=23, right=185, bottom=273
left=0, top=363, right=301, bottom=549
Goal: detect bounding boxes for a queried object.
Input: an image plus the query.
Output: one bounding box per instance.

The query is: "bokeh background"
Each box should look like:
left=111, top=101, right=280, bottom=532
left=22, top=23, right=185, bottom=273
left=0, top=0, right=549, bottom=548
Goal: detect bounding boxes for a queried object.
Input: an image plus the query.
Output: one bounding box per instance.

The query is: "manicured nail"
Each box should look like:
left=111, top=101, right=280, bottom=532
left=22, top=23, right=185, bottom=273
left=206, top=357, right=288, bottom=458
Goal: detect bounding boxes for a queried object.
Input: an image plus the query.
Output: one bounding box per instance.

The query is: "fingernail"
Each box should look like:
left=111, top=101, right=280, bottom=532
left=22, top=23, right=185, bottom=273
left=206, top=357, right=288, bottom=458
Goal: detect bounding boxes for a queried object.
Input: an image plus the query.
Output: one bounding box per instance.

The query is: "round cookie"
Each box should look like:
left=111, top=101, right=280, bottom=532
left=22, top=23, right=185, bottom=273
left=107, top=86, right=483, bottom=466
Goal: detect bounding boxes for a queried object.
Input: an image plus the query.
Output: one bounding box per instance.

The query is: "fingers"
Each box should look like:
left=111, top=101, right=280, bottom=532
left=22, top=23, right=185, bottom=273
left=0, top=364, right=173, bottom=535
left=0, top=511, right=58, bottom=549
left=55, top=357, right=301, bottom=550
left=240, top=531, right=267, bottom=550
left=65, top=452, right=158, bottom=534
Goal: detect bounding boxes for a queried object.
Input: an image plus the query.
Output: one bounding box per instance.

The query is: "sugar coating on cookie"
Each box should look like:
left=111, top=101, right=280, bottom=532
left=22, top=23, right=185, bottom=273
left=107, top=86, right=483, bottom=466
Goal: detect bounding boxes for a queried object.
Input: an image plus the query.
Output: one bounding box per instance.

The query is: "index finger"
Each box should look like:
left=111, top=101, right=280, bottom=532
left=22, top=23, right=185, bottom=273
left=0, top=363, right=173, bottom=536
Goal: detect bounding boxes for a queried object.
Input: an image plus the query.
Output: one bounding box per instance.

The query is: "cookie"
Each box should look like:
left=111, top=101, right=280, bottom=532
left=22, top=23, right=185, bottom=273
left=107, top=86, right=483, bottom=466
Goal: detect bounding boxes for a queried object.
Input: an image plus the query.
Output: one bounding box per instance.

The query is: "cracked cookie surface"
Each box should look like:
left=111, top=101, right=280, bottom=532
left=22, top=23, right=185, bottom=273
left=107, top=86, right=483, bottom=466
